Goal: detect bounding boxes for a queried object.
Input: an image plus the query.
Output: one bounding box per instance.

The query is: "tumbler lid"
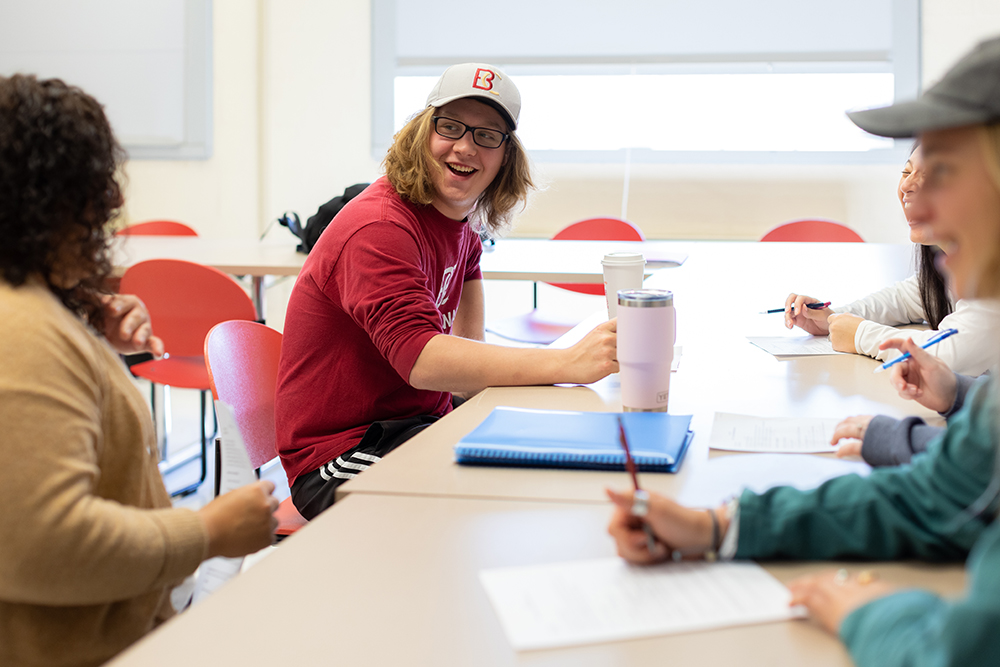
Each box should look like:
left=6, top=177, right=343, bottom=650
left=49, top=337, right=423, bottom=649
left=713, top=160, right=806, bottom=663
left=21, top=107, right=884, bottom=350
left=618, top=289, right=673, bottom=307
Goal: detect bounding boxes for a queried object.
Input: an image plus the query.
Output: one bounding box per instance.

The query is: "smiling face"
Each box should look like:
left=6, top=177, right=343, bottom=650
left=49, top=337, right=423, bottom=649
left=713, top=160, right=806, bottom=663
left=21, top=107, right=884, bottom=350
left=898, top=146, right=932, bottom=244
left=911, top=126, right=1000, bottom=299
left=427, top=98, right=507, bottom=220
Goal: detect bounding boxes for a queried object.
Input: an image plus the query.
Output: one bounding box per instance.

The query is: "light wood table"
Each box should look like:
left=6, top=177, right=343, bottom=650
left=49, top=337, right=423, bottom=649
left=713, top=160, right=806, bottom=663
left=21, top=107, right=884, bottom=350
left=105, top=240, right=969, bottom=667
left=479, top=238, right=688, bottom=282
left=108, top=493, right=965, bottom=667
left=110, top=236, right=688, bottom=317
left=339, top=241, right=927, bottom=504
left=111, top=236, right=306, bottom=320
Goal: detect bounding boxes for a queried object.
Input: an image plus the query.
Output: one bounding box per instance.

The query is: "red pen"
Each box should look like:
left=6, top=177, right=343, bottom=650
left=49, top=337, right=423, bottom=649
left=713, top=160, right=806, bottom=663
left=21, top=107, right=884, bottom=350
left=617, top=416, right=657, bottom=554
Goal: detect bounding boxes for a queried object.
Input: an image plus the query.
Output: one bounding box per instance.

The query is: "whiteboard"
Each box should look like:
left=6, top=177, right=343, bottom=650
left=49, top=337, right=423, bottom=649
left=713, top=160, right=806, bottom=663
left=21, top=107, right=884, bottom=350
left=0, top=0, right=212, bottom=159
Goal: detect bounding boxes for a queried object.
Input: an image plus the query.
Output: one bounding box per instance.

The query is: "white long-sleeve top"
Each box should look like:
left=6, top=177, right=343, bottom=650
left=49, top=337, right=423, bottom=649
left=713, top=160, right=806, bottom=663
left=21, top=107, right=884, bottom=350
left=831, top=274, right=1000, bottom=376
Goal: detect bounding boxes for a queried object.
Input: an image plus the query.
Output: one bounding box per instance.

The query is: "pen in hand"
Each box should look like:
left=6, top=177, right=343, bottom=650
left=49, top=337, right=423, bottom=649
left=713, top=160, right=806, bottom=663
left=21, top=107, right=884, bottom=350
left=873, top=328, right=959, bottom=373
left=761, top=301, right=831, bottom=315
left=617, top=415, right=658, bottom=555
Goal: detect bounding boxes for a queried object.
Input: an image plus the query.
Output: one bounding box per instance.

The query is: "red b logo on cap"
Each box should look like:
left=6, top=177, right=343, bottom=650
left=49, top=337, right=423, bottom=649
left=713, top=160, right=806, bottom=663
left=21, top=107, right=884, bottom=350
left=473, top=68, right=500, bottom=95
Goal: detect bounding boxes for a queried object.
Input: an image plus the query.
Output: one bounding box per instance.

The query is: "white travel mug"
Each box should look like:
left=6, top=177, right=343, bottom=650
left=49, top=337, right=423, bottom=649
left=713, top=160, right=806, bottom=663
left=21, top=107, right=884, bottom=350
left=602, top=252, right=645, bottom=319
left=617, top=289, right=675, bottom=412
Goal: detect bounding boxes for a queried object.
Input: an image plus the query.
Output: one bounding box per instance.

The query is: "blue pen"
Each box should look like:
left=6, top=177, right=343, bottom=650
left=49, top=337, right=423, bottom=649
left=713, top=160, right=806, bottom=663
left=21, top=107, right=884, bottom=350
left=761, top=301, right=831, bottom=314
left=873, top=328, right=959, bottom=374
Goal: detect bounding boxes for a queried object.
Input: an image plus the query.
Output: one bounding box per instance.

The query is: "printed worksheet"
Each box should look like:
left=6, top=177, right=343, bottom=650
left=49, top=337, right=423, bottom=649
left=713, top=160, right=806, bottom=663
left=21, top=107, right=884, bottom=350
left=746, top=335, right=848, bottom=357
left=192, top=401, right=257, bottom=604
left=480, top=558, right=804, bottom=651
left=709, top=412, right=840, bottom=453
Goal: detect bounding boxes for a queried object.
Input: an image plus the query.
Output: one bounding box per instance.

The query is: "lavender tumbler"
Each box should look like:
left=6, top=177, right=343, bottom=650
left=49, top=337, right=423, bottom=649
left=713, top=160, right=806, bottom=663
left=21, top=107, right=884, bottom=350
left=617, top=289, right=674, bottom=412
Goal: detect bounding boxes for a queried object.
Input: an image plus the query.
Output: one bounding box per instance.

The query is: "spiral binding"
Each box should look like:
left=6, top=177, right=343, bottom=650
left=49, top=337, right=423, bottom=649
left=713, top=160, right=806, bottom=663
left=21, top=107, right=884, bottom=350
left=454, top=447, right=675, bottom=472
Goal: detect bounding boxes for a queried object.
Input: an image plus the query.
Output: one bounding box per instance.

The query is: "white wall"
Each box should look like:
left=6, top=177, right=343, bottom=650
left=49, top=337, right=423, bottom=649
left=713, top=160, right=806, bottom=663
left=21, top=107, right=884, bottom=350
left=120, top=0, right=260, bottom=239
left=113, top=0, right=1000, bottom=322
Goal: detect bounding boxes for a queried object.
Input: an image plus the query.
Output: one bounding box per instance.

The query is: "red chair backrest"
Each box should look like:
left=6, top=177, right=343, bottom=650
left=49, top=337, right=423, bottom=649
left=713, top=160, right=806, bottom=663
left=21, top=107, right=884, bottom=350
left=120, top=259, right=257, bottom=357
left=205, top=321, right=281, bottom=468
left=760, top=219, right=864, bottom=243
left=117, top=220, right=199, bottom=236
left=549, top=217, right=646, bottom=295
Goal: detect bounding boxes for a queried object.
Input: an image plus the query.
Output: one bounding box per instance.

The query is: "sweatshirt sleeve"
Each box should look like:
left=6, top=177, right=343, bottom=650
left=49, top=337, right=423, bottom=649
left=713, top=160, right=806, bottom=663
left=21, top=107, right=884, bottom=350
left=735, top=380, right=996, bottom=562
left=331, top=223, right=446, bottom=381
left=851, top=373, right=979, bottom=467
left=946, top=373, right=979, bottom=417
left=833, top=275, right=926, bottom=325
left=0, top=316, right=207, bottom=606
left=839, top=523, right=1000, bottom=667
left=861, top=415, right=943, bottom=466
left=850, top=298, right=1000, bottom=376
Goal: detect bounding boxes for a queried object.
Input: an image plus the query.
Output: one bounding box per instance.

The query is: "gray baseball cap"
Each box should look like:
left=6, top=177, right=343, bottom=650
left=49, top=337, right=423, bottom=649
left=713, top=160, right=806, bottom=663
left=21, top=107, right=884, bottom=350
left=426, top=63, right=520, bottom=130
left=848, top=35, right=1000, bottom=138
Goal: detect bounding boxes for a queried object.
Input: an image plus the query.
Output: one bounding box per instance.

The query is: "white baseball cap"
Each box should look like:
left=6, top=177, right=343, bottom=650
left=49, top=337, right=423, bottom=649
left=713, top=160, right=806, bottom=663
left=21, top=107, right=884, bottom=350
left=425, top=63, right=520, bottom=130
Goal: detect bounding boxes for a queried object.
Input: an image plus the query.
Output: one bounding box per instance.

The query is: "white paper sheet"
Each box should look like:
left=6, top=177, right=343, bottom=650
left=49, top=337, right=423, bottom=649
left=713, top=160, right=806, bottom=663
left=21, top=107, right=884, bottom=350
left=676, top=453, right=871, bottom=508
left=747, top=335, right=848, bottom=357
left=709, top=412, right=840, bottom=453
left=480, top=558, right=803, bottom=651
left=192, top=401, right=257, bottom=604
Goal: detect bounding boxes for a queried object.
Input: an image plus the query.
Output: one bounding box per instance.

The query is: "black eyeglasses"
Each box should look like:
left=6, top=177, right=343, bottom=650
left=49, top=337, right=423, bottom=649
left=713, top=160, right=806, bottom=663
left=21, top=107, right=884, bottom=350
left=432, top=116, right=508, bottom=149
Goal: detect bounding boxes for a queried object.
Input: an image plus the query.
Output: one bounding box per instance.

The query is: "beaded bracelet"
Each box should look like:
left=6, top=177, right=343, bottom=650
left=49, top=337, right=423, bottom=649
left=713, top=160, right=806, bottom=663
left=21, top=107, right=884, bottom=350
left=705, top=508, right=720, bottom=562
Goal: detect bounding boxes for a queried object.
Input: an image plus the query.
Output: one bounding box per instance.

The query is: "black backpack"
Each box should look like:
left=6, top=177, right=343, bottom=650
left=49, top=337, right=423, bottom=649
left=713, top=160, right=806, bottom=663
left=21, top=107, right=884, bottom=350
left=280, top=182, right=370, bottom=253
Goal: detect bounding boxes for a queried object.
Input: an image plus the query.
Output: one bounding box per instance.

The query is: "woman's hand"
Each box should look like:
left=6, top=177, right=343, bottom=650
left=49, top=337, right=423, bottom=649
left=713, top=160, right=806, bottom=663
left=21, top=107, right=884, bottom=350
left=788, top=570, right=895, bottom=635
left=564, top=318, right=619, bottom=385
left=827, top=313, right=862, bottom=354
left=101, top=294, right=165, bottom=357
left=880, top=337, right=958, bottom=413
left=784, top=293, right=833, bottom=335
left=606, top=488, right=725, bottom=564
left=830, top=415, right=873, bottom=458
left=199, top=480, right=280, bottom=558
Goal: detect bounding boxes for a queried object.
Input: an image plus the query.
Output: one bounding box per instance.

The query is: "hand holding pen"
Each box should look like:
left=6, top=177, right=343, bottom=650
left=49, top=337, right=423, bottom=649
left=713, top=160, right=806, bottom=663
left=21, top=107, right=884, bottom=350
left=780, top=293, right=834, bottom=336
left=874, top=328, right=959, bottom=374
left=877, top=335, right=960, bottom=413
left=761, top=302, right=830, bottom=314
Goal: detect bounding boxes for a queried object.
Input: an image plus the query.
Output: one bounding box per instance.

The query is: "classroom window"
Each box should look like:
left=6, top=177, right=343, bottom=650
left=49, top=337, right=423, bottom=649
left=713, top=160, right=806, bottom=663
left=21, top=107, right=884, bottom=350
left=372, top=0, right=919, bottom=164
left=394, top=70, right=895, bottom=153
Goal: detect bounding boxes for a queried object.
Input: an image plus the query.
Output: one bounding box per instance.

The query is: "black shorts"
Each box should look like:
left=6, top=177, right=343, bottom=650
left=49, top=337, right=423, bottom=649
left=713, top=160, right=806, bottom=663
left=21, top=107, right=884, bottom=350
left=290, top=415, right=438, bottom=520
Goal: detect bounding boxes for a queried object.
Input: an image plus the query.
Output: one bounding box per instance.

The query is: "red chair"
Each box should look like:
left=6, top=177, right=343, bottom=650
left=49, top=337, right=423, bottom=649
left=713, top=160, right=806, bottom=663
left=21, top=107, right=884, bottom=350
left=486, top=217, right=645, bottom=345
left=760, top=219, right=864, bottom=243
left=117, top=220, right=199, bottom=236
left=205, top=321, right=307, bottom=537
left=547, top=217, right=645, bottom=294
left=120, top=259, right=257, bottom=496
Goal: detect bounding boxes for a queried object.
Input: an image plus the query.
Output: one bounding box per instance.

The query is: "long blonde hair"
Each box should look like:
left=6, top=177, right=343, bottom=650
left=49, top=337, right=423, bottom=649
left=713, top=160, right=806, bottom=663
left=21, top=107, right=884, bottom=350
left=976, top=123, right=1000, bottom=298
left=382, top=107, right=535, bottom=236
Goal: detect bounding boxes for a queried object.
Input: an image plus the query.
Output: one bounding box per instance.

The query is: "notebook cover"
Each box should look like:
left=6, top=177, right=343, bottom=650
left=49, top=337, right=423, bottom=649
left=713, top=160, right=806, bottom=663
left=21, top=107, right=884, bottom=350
left=454, top=407, right=694, bottom=473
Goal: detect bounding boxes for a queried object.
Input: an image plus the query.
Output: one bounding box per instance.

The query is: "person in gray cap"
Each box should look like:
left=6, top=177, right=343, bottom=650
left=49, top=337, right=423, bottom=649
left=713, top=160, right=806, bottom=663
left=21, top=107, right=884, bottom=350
left=607, top=36, right=1000, bottom=666
left=276, top=63, right=618, bottom=519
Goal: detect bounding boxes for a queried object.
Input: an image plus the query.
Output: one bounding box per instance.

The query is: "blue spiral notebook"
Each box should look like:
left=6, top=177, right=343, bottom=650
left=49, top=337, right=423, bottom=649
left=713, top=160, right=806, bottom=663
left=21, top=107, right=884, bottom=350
left=454, top=407, right=694, bottom=472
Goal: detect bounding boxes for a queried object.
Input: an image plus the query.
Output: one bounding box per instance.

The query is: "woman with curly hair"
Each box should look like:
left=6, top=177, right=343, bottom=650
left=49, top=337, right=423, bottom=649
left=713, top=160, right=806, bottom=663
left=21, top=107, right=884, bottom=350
left=276, top=63, right=618, bottom=519
left=0, top=74, right=279, bottom=667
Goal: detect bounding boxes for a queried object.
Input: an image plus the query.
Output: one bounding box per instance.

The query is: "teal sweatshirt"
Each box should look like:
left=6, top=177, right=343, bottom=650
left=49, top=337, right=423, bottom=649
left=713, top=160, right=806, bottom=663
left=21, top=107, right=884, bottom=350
left=736, top=380, right=1000, bottom=666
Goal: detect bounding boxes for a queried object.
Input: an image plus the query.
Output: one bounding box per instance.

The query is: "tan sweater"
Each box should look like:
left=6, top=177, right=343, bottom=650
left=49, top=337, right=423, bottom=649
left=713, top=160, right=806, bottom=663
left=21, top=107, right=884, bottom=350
left=0, top=280, right=208, bottom=667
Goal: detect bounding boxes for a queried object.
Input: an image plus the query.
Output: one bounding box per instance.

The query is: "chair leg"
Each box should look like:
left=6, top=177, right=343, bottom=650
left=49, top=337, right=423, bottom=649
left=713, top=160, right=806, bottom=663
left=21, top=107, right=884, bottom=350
left=199, top=389, right=208, bottom=486
left=168, top=390, right=210, bottom=497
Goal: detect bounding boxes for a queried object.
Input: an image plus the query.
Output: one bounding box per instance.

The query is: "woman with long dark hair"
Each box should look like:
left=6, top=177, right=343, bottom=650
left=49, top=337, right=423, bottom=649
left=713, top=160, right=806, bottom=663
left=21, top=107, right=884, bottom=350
left=0, top=74, right=279, bottom=667
left=785, top=144, right=1000, bottom=377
